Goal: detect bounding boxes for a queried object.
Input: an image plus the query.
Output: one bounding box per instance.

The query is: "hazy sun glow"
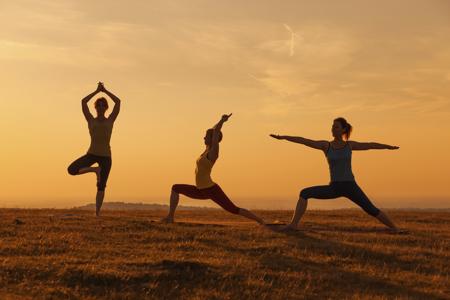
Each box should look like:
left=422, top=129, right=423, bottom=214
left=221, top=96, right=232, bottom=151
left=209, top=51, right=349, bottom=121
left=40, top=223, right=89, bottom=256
left=1, top=0, right=449, bottom=209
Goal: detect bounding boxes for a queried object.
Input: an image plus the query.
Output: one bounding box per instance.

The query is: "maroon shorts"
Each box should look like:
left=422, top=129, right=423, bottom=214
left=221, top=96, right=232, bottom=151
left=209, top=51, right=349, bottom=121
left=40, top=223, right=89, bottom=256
left=171, top=184, right=240, bottom=214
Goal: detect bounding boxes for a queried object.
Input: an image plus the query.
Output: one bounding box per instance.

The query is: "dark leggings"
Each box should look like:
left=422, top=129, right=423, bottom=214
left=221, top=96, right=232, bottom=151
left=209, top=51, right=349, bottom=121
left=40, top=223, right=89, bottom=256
left=68, top=154, right=112, bottom=191
left=300, top=181, right=380, bottom=217
left=172, top=184, right=240, bottom=214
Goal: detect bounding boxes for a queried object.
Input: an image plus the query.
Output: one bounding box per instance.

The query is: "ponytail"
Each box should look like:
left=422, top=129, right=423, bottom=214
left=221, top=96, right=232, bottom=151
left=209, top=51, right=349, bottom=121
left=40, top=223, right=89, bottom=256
left=334, top=117, right=352, bottom=140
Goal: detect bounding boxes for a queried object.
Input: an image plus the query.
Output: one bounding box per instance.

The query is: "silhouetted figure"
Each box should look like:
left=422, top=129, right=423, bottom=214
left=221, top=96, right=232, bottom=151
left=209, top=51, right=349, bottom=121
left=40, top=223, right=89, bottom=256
left=271, top=117, right=404, bottom=233
left=67, top=82, right=121, bottom=217
left=161, top=114, right=265, bottom=225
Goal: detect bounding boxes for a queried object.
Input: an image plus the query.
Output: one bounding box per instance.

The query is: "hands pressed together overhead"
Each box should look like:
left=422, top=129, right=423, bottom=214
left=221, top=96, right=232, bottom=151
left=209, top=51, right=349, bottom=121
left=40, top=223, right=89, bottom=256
left=96, top=82, right=105, bottom=93
left=221, top=113, right=232, bottom=122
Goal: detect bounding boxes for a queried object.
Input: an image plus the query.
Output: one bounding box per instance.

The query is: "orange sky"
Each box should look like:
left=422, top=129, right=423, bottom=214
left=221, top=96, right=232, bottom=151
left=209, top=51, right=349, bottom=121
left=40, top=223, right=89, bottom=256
left=1, top=1, right=449, bottom=209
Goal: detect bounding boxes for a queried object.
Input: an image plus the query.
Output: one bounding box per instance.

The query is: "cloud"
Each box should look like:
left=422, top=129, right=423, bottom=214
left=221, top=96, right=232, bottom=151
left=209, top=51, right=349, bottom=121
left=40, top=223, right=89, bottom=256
left=1, top=1, right=449, bottom=118
left=283, top=23, right=298, bottom=57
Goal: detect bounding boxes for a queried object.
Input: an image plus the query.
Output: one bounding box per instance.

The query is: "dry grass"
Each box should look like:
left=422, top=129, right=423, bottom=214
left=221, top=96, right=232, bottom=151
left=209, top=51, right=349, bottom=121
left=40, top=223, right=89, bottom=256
left=0, top=208, right=449, bottom=299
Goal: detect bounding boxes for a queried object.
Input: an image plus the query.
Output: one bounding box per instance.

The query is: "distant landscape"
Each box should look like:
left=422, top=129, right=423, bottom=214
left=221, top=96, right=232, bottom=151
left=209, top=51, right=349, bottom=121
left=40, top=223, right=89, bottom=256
left=74, top=201, right=450, bottom=212
left=74, top=202, right=219, bottom=211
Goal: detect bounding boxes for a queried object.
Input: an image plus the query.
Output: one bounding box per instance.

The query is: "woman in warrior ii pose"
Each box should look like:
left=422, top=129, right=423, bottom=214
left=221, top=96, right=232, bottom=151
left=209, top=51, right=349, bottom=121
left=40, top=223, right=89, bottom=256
left=67, top=82, right=121, bottom=217
left=161, top=114, right=265, bottom=225
left=271, top=117, right=404, bottom=232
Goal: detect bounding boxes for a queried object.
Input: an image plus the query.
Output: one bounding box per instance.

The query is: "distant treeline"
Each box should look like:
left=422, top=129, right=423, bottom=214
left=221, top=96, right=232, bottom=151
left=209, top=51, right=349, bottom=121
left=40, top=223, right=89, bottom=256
left=74, top=202, right=219, bottom=211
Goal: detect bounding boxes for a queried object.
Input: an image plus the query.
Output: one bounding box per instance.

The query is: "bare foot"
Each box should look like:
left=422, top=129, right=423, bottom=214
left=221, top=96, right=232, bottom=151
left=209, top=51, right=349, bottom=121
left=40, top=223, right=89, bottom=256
left=264, top=224, right=284, bottom=232
left=279, top=224, right=300, bottom=232
left=160, top=216, right=174, bottom=223
left=387, top=228, right=409, bottom=234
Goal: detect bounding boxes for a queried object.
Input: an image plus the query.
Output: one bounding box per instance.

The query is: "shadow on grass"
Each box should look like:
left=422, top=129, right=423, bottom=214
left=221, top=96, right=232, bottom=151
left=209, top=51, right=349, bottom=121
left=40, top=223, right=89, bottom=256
left=193, top=228, right=443, bottom=299
left=60, top=260, right=225, bottom=299
left=155, top=221, right=227, bottom=229
left=266, top=223, right=407, bottom=234
left=260, top=231, right=444, bottom=299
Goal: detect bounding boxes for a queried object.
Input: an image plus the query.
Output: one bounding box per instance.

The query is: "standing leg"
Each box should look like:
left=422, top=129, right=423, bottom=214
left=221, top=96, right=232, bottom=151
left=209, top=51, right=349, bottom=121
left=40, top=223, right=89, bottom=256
left=96, top=191, right=105, bottom=217
left=286, top=185, right=339, bottom=230
left=95, top=157, right=112, bottom=217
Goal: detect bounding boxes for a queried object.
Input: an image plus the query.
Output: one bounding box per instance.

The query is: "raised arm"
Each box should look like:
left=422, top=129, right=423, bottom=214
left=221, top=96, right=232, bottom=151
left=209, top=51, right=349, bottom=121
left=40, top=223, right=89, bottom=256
left=270, top=134, right=329, bottom=151
left=349, top=141, right=399, bottom=151
left=101, top=83, right=121, bottom=122
left=81, top=83, right=102, bottom=121
left=207, top=113, right=232, bottom=162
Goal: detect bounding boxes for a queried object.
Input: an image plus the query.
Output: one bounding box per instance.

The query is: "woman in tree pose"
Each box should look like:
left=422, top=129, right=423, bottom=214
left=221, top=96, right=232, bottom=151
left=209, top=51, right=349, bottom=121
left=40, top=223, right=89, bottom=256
left=67, top=82, right=121, bottom=217
left=161, top=114, right=265, bottom=225
left=271, top=117, right=404, bottom=232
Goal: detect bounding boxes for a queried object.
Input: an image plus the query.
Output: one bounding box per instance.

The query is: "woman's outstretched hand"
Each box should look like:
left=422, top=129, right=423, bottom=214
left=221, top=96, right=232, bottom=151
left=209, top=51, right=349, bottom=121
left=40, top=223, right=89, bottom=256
left=221, top=113, right=232, bottom=122
left=387, top=145, right=400, bottom=150
left=270, top=134, right=284, bottom=140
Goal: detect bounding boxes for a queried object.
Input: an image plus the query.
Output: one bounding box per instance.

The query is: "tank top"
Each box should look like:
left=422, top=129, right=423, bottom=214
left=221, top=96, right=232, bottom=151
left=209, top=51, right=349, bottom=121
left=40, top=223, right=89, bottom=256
left=195, top=152, right=216, bottom=189
left=326, top=142, right=355, bottom=182
left=87, top=118, right=114, bottom=157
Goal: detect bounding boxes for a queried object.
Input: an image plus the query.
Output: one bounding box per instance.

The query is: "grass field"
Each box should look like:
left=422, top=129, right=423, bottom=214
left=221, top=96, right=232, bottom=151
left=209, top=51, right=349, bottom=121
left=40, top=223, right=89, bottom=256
left=0, top=208, right=449, bottom=299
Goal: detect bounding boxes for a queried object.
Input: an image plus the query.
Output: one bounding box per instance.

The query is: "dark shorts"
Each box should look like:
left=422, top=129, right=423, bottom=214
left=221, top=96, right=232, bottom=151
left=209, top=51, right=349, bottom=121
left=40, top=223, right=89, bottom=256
left=300, top=181, right=380, bottom=217
left=67, top=153, right=112, bottom=191
left=172, top=184, right=240, bottom=214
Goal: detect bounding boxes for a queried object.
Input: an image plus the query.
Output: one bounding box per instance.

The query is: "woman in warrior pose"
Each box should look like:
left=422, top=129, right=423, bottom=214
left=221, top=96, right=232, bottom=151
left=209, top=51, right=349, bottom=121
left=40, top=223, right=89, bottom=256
left=161, top=114, right=265, bottom=225
left=271, top=117, right=404, bottom=233
left=67, top=82, right=121, bottom=217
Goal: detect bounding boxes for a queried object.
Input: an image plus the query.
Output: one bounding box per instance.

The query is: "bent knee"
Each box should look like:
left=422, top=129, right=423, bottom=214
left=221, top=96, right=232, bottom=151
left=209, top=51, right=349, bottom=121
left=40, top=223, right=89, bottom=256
left=299, top=189, right=309, bottom=200
left=171, top=184, right=182, bottom=193
left=67, top=166, right=78, bottom=176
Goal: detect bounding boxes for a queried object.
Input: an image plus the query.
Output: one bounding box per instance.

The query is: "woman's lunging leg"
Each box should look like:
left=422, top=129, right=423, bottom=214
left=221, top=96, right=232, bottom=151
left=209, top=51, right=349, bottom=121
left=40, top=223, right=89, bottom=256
left=286, top=185, right=338, bottom=230
left=161, top=189, right=180, bottom=223
left=287, top=197, right=308, bottom=229
left=161, top=184, right=208, bottom=223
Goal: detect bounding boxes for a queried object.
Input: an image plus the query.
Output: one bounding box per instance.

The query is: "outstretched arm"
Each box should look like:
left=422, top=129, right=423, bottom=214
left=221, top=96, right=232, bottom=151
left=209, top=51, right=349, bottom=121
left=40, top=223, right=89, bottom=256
left=101, top=83, right=121, bottom=122
left=349, top=141, right=399, bottom=151
left=208, top=113, right=232, bottom=162
left=270, top=134, right=329, bottom=151
left=81, top=83, right=102, bottom=121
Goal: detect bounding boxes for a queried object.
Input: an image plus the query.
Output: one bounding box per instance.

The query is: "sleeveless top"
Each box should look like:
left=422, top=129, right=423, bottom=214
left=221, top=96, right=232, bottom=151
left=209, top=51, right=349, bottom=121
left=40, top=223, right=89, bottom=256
left=87, top=118, right=114, bottom=157
left=326, top=142, right=355, bottom=182
left=195, top=152, right=216, bottom=189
